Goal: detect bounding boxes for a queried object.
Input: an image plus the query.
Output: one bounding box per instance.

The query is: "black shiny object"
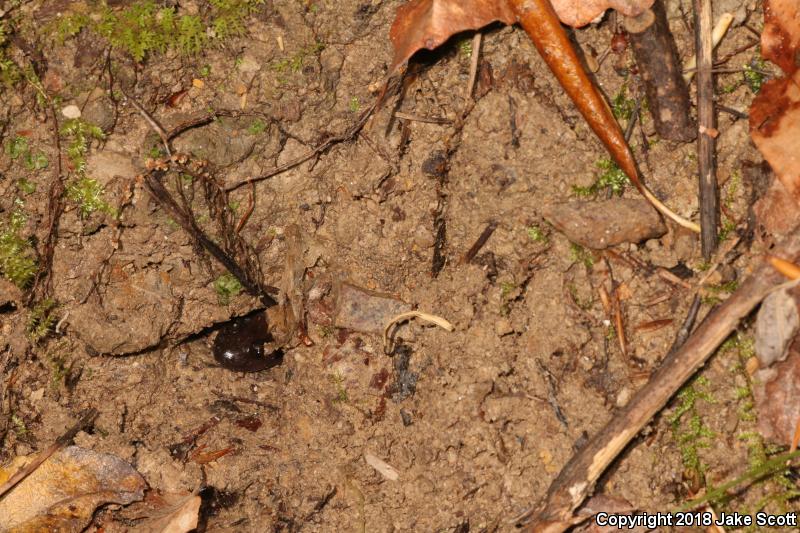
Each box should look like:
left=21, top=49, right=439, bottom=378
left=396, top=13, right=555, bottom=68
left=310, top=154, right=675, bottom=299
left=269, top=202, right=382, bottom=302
left=212, top=313, right=283, bottom=372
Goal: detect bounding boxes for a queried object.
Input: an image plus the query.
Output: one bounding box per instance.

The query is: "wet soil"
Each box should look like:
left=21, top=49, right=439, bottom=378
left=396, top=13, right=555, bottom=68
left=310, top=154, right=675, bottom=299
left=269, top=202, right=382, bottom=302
left=1, top=1, right=797, bottom=531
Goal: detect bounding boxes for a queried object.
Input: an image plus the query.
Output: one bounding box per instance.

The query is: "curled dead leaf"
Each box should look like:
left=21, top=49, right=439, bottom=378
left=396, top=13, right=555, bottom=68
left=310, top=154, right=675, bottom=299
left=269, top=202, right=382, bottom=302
left=119, top=492, right=201, bottom=533
left=389, top=0, right=515, bottom=73
left=0, top=446, right=146, bottom=533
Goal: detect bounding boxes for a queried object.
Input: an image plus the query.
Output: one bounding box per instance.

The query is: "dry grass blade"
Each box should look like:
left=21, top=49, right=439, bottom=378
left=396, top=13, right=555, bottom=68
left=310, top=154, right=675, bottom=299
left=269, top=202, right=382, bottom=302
left=383, top=311, right=455, bottom=354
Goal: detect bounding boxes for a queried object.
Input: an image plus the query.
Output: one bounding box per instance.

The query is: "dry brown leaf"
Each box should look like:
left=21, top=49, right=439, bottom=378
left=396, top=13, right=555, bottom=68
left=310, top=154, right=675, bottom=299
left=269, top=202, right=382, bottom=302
left=749, top=0, right=800, bottom=202
left=549, top=0, right=653, bottom=27
left=388, top=0, right=655, bottom=72
left=389, top=0, right=515, bottom=73
left=119, top=492, right=201, bottom=533
left=761, top=0, right=800, bottom=74
left=0, top=446, right=146, bottom=533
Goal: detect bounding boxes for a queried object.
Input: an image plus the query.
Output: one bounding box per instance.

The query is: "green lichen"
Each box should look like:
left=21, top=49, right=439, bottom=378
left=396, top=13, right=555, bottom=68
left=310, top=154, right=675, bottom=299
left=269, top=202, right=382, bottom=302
left=611, top=84, right=636, bottom=121
left=0, top=202, right=37, bottom=288
left=569, top=243, right=594, bottom=269
left=27, top=298, right=58, bottom=343
left=5, top=135, right=49, bottom=171
left=213, top=272, right=242, bottom=305
left=0, top=20, right=22, bottom=88
left=54, top=0, right=265, bottom=63
left=572, top=158, right=629, bottom=197
left=247, top=118, right=267, bottom=135
left=669, top=375, right=716, bottom=489
left=526, top=225, right=548, bottom=244
left=270, top=42, right=325, bottom=73
left=60, top=119, right=115, bottom=217
left=743, top=54, right=769, bottom=94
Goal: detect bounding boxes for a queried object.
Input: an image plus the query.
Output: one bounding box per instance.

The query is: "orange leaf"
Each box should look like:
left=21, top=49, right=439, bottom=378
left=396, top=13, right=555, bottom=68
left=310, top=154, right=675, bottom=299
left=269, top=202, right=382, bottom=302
left=549, top=0, right=654, bottom=27
left=388, top=0, right=515, bottom=73
left=749, top=0, right=800, bottom=201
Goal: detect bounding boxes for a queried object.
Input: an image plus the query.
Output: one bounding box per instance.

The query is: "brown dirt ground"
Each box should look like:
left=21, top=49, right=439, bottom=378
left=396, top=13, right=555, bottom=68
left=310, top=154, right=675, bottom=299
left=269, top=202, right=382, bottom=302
left=1, top=0, right=798, bottom=531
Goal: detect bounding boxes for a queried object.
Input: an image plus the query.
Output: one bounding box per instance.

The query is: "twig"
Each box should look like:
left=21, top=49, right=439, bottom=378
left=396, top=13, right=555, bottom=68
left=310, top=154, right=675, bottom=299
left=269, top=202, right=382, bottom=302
left=695, top=0, right=719, bottom=260
left=0, top=408, right=97, bottom=499
left=465, top=33, right=482, bottom=100
left=460, top=220, right=498, bottom=264
left=717, top=105, right=748, bottom=120
left=683, top=12, right=734, bottom=83
left=393, top=111, right=452, bottom=124
left=515, top=228, right=800, bottom=531
left=142, top=172, right=277, bottom=306
left=28, top=99, right=65, bottom=304
left=624, top=1, right=695, bottom=141
left=235, top=181, right=256, bottom=233
left=667, top=294, right=701, bottom=354
left=536, top=359, right=568, bottom=430
left=212, top=391, right=278, bottom=411
left=120, top=87, right=172, bottom=157
left=226, top=99, right=379, bottom=192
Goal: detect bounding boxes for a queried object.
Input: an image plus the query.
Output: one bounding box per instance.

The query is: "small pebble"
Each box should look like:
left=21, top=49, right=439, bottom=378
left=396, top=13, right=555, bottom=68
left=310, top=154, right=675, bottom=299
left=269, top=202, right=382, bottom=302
left=61, top=104, right=81, bottom=119
left=494, top=318, right=514, bottom=337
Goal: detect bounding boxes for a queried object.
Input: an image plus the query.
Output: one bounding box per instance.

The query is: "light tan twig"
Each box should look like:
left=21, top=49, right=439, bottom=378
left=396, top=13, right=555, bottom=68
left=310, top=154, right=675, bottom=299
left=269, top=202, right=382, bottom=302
left=383, top=311, right=454, bottom=354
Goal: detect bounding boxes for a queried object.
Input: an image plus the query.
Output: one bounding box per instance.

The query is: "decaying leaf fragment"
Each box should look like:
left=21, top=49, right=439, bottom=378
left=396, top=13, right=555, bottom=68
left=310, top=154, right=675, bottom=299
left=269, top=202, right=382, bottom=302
left=755, top=288, right=800, bottom=367
left=389, top=0, right=516, bottom=73
left=749, top=0, right=800, bottom=200
left=117, top=491, right=201, bottom=533
left=0, top=446, right=146, bottom=533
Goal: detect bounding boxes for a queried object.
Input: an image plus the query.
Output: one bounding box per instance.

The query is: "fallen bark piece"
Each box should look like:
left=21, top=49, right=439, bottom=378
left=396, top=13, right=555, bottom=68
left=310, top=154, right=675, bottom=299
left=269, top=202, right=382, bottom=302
left=753, top=350, right=800, bottom=444
left=753, top=176, right=800, bottom=239
left=541, top=199, right=666, bottom=249
left=624, top=1, right=695, bottom=142
left=117, top=491, right=201, bottom=533
left=0, top=446, right=146, bottom=533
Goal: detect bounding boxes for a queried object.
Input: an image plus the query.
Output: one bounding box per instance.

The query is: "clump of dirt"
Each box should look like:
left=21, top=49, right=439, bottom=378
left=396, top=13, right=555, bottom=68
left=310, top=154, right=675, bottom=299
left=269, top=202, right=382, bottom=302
left=0, top=1, right=797, bottom=531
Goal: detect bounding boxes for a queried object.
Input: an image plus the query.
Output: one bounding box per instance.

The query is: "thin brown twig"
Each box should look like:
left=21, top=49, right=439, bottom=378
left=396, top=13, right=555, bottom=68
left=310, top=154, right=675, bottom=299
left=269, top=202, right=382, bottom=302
left=28, top=95, right=64, bottom=303
left=120, top=87, right=172, bottom=157
left=695, top=0, right=719, bottom=259
left=225, top=98, right=381, bottom=193
left=460, top=220, right=498, bottom=264
left=393, top=111, right=452, bottom=124
left=235, top=181, right=256, bottom=234
left=465, top=32, right=482, bottom=100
